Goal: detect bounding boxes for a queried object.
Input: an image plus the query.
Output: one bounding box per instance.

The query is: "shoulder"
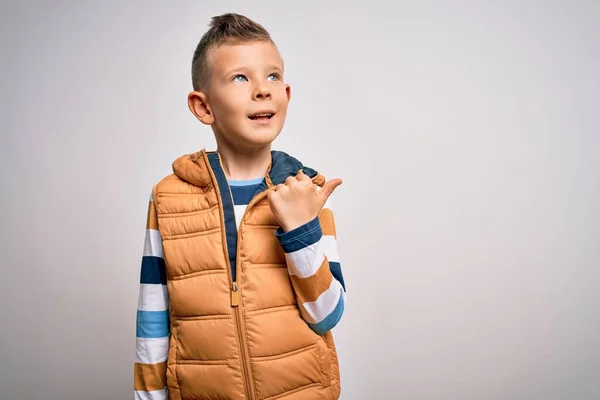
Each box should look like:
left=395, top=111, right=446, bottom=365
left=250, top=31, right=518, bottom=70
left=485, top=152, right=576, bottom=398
left=149, top=173, right=204, bottom=203
left=270, top=149, right=324, bottom=183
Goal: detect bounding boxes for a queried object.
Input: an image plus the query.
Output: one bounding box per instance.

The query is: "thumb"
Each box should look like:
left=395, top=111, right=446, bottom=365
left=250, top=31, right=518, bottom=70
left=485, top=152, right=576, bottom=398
left=319, top=178, right=343, bottom=203
left=267, top=188, right=277, bottom=203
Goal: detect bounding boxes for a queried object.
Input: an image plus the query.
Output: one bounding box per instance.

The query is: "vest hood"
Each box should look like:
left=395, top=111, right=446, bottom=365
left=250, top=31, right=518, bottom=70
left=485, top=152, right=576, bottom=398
left=172, top=149, right=325, bottom=188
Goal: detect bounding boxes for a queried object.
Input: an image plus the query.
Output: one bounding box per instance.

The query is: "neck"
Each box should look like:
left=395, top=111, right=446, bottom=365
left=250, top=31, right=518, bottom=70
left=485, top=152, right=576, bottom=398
left=216, top=140, right=272, bottom=181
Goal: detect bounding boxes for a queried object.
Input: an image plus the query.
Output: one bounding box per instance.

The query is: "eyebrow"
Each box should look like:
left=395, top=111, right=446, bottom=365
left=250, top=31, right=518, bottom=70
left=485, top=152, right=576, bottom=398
left=221, top=64, right=284, bottom=78
left=266, top=64, right=284, bottom=73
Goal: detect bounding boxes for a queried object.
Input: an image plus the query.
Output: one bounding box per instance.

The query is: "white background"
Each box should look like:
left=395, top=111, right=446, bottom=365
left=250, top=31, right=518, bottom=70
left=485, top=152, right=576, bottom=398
left=1, top=1, right=599, bottom=399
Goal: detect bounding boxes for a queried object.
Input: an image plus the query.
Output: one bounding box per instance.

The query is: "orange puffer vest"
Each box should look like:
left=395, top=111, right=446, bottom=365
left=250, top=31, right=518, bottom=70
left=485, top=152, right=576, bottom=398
left=152, top=149, right=341, bottom=400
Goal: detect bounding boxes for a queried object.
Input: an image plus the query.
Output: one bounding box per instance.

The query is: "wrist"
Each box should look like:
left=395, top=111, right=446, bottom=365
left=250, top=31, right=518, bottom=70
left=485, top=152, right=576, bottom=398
left=275, top=216, right=322, bottom=253
left=281, top=217, right=312, bottom=233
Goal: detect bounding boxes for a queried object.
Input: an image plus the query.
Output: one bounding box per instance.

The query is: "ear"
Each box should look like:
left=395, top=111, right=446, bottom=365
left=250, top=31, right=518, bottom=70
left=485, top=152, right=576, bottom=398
left=285, top=84, right=291, bottom=103
left=188, top=91, right=215, bottom=125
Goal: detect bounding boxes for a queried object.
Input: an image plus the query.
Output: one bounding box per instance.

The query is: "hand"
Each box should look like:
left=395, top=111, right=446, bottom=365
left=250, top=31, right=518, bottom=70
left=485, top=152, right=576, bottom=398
left=267, top=171, right=342, bottom=232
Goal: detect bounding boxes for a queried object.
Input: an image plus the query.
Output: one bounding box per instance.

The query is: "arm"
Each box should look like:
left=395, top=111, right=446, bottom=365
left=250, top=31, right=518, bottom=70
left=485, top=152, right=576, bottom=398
left=275, top=197, right=346, bottom=335
left=134, top=193, right=169, bottom=400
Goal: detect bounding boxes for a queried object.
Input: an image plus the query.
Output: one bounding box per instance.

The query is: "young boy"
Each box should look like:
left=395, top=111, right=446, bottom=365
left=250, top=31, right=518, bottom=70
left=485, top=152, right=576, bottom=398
left=134, top=13, right=346, bottom=400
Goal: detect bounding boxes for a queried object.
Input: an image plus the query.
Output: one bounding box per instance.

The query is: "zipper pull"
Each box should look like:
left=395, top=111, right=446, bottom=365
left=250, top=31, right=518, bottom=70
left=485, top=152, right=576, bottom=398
left=231, top=282, right=239, bottom=307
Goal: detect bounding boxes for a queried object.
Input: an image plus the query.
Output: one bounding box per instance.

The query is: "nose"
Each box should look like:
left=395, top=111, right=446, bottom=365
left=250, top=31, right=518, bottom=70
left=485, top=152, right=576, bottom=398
left=252, top=83, right=271, bottom=101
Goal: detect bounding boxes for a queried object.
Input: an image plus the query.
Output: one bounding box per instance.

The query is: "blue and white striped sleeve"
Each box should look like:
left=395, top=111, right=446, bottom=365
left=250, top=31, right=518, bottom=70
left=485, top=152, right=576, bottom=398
left=134, top=193, right=169, bottom=400
left=275, top=197, right=346, bottom=335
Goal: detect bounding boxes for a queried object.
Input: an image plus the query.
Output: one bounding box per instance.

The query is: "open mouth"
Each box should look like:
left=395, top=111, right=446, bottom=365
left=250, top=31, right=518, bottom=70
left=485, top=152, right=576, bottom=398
left=248, top=112, right=275, bottom=121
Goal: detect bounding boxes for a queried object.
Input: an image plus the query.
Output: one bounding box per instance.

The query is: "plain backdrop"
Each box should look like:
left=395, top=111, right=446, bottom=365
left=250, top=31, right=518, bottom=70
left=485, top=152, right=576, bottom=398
left=1, top=1, right=599, bottom=399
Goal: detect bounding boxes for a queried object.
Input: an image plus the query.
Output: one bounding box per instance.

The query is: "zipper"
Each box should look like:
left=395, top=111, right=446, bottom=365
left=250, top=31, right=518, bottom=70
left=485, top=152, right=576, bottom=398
left=209, top=151, right=276, bottom=400
left=214, top=153, right=275, bottom=400
left=203, top=152, right=252, bottom=400
left=231, top=281, right=240, bottom=306
left=230, top=188, right=274, bottom=400
left=218, top=162, right=254, bottom=400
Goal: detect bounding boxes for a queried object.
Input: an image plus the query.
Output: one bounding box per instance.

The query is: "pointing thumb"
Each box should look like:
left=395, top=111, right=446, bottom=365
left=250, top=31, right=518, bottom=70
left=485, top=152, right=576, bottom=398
left=320, top=178, right=343, bottom=202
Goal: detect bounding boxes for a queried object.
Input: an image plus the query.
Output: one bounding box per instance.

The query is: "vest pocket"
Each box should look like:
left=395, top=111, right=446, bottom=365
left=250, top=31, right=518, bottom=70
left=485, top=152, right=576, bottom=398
left=166, top=324, right=182, bottom=400
left=315, top=334, right=332, bottom=388
left=251, top=342, right=324, bottom=399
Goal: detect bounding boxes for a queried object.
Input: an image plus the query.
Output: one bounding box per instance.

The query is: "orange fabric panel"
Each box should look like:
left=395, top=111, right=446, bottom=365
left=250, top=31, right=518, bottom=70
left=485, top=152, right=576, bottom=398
left=133, top=361, right=167, bottom=391
left=146, top=200, right=158, bottom=230
left=318, top=208, right=336, bottom=237
left=290, top=260, right=334, bottom=304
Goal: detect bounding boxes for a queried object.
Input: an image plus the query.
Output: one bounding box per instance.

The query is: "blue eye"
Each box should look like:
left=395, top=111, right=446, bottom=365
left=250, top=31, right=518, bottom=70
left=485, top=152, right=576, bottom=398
left=267, top=73, right=280, bottom=81
left=233, top=74, right=247, bottom=82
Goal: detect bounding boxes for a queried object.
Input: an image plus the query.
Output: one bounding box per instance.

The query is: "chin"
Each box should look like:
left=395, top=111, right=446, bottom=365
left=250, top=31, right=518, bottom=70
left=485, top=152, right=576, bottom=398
left=243, top=126, right=283, bottom=146
left=245, top=132, right=280, bottom=148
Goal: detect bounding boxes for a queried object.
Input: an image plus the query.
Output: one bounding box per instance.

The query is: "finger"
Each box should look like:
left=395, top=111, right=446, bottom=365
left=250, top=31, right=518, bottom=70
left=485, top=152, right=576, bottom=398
left=285, top=176, right=297, bottom=187
left=275, top=183, right=289, bottom=195
left=296, top=170, right=311, bottom=181
left=269, top=186, right=281, bottom=200
left=318, top=178, right=343, bottom=203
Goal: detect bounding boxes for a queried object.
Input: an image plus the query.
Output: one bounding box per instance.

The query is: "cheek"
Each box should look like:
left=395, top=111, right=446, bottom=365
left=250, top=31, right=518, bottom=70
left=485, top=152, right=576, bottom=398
left=213, top=97, right=246, bottom=120
left=275, top=91, right=290, bottom=111
left=277, top=102, right=289, bottom=120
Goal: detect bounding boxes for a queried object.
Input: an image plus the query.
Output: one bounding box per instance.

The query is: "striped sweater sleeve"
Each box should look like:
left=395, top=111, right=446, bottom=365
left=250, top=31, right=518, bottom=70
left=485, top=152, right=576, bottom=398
left=134, top=193, right=169, bottom=400
left=275, top=197, right=346, bottom=335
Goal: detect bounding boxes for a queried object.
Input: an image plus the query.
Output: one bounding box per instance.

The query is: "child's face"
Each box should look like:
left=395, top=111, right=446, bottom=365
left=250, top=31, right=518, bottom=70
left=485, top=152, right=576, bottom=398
left=204, top=40, right=291, bottom=149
